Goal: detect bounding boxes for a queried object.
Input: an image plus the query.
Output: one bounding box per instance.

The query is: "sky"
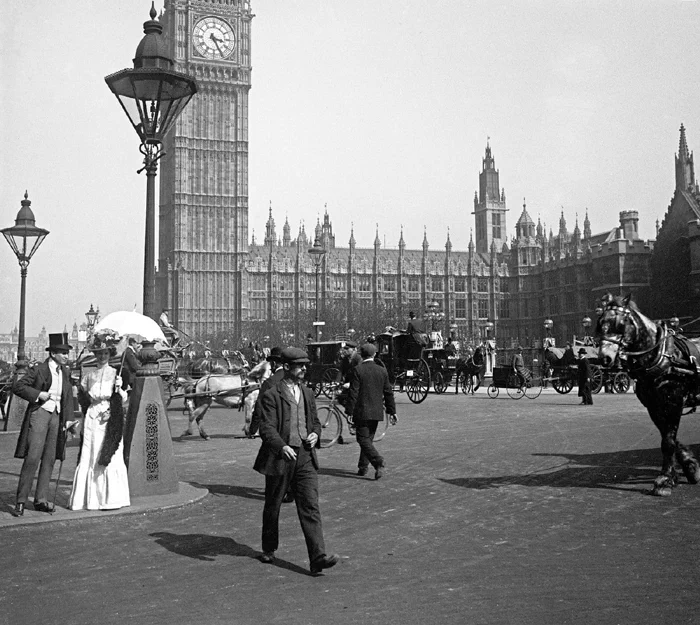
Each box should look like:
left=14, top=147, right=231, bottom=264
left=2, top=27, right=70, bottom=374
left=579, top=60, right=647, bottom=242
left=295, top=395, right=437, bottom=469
left=2, top=0, right=699, bottom=337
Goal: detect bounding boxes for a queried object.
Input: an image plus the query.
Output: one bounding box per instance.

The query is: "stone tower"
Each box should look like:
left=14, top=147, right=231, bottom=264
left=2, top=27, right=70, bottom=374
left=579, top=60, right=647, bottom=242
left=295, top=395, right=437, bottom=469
left=474, top=140, right=508, bottom=255
left=157, top=0, right=253, bottom=338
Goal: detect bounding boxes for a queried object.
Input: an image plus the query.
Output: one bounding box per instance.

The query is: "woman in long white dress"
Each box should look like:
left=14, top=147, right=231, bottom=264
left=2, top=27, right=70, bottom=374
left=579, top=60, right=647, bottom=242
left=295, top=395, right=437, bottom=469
left=69, top=338, right=130, bottom=511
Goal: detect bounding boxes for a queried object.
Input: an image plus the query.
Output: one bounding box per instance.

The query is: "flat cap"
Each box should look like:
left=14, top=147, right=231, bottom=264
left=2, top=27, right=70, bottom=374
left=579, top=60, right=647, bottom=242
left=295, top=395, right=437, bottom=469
left=281, top=347, right=310, bottom=364
left=359, top=343, right=377, bottom=358
left=578, top=348, right=587, bottom=355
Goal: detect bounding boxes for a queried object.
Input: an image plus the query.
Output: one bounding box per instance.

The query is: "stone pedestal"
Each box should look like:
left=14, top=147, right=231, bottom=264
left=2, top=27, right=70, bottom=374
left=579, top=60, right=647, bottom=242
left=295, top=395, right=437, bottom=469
left=123, top=344, right=178, bottom=497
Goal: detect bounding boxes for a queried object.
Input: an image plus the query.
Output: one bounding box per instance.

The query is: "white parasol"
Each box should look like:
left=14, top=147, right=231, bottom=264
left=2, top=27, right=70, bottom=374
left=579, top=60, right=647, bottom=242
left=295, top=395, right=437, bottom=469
left=94, top=311, right=166, bottom=344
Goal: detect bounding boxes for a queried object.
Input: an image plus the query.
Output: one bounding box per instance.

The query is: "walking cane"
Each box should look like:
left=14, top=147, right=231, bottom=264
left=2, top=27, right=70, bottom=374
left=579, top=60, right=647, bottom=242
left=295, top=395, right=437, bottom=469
left=49, top=423, right=72, bottom=514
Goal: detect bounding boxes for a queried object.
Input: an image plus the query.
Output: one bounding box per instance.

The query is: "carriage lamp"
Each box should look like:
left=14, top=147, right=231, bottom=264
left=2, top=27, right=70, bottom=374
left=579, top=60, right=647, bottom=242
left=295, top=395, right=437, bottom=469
left=308, top=234, right=327, bottom=340
left=105, top=3, right=197, bottom=320
left=425, top=300, right=445, bottom=331
left=2, top=191, right=49, bottom=362
left=669, top=317, right=680, bottom=329
left=85, top=304, right=100, bottom=337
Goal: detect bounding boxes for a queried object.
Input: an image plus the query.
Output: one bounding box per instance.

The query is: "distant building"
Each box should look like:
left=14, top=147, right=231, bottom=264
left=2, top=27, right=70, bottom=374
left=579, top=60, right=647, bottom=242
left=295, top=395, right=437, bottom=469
left=650, top=124, right=700, bottom=324
left=246, top=141, right=655, bottom=349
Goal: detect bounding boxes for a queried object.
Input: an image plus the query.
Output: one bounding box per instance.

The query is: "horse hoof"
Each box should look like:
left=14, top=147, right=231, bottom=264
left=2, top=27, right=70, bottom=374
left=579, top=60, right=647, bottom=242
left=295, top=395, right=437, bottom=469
left=651, top=486, right=673, bottom=497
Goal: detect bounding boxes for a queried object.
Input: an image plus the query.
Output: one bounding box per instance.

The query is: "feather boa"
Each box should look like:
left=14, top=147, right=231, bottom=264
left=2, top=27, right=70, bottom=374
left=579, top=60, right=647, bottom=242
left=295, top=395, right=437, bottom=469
left=97, top=391, right=125, bottom=467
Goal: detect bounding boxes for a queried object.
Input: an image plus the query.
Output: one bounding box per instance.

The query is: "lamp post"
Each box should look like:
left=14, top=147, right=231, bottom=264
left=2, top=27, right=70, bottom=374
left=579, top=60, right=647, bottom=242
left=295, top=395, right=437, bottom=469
left=308, top=234, right=327, bottom=341
left=425, top=299, right=445, bottom=332
left=581, top=316, right=592, bottom=345
left=105, top=3, right=197, bottom=320
left=543, top=318, right=554, bottom=348
left=2, top=192, right=49, bottom=363
left=85, top=304, right=100, bottom=338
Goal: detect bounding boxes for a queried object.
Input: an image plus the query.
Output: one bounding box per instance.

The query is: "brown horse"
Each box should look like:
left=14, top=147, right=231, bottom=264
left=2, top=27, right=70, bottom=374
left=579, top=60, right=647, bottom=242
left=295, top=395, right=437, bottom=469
left=596, top=293, right=700, bottom=496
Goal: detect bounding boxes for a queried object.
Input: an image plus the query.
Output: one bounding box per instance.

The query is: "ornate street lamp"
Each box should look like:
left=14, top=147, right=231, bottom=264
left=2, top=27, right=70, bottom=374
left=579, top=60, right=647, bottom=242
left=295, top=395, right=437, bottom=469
left=425, top=299, right=445, bottom=332
left=2, top=192, right=49, bottom=362
left=581, top=316, right=592, bottom=345
left=308, top=234, right=327, bottom=340
left=543, top=318, right=554, bottom=347
left=85, top=304, right=100, bottom=337
left=105, top=3, right=197, bottom=320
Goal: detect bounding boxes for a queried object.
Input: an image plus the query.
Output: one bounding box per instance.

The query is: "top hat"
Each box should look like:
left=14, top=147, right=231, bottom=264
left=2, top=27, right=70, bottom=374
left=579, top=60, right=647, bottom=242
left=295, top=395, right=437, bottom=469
left=266, top=346, right=283, bottom=361
left=46, top=332, right=72, bottom=352
left=281, top=347, right=310, bottom=365
left=578, top=348, right=587, bottom=355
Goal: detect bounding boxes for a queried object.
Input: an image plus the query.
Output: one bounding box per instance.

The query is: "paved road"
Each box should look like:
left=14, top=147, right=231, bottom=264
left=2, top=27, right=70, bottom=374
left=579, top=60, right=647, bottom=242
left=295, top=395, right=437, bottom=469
left=2, top=386, right=700, bottom=625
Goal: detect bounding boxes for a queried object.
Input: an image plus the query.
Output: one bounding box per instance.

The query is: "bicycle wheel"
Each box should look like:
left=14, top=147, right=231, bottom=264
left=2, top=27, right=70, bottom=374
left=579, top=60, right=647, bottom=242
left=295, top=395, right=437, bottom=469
left=506, top=373, right=525, bottom=399
left=525, top=374, right=543, bottom=399
left=432, top=371, right=447, bottom=394
left=487, top=384, right=499, bottom=398
left=318, top=406, right=342, bottom=447
left=374, top=411, right=390, bottom=443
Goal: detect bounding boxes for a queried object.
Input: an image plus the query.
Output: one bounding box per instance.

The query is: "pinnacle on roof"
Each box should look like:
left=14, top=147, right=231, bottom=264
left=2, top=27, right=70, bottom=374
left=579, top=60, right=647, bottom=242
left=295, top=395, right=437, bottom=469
left=516, top=198, right=534, bottom=225
left=679, top=123, right=690, bottom=159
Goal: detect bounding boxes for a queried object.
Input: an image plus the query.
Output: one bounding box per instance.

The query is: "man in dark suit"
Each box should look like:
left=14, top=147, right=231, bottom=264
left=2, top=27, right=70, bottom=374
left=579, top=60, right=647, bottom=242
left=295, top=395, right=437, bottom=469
left=12, top=332, right=75, bottom=516
left=253, top=347, right=339, bottom=576
left=345, top=343, right=396, bottom=479
left=120, top=338, right=141, bottom=393
left=577, top=348, right=593, bottom=405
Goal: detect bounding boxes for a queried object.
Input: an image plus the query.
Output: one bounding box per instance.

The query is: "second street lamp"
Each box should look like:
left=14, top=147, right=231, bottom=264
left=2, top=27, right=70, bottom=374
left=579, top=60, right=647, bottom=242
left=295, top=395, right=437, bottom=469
left=105, top=3, right=197, bottom=320
left=2, top=192, right=49, bottom=363
left=85, top=304, right=100, bottom=338
left=308, top=235, right=327, bottom=341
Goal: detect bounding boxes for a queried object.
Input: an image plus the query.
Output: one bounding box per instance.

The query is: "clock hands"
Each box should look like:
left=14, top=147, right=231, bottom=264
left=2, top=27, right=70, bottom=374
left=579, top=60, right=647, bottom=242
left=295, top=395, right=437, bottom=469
left=209, top=33, right=225, bottom=57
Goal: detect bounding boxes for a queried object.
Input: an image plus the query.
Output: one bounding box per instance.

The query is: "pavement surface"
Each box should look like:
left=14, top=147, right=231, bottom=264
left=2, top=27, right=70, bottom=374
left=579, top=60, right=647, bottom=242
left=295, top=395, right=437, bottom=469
left=2, top=384, right=700, bottom=625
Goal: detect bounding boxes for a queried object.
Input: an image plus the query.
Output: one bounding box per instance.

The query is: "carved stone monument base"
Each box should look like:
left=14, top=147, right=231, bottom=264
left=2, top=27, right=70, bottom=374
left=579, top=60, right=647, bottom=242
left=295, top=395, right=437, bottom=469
left=123, top=375, right=178, bottom=497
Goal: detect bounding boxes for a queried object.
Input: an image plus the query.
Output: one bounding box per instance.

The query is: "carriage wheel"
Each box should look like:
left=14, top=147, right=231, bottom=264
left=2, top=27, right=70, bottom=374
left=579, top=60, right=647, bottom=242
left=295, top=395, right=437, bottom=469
left=318, top=406, right=342, bottom=448
left=590, top=365, right=604, bottom=394
left=552, top=375, right=574, bottom=394
left=487, top=384, right=499, bottom=398
left=374, top=411, right=390, bottom=443
left=506, top=373, right=525, bottom=399
left=459, top=371, right=473, bottom=395
left=321, top=367, right=340, bottom=399
left=432, top=371, right=447, bottom=394
left=612, top=371, right=631, bottom=393
left=406, top=360, right=430, bottom=404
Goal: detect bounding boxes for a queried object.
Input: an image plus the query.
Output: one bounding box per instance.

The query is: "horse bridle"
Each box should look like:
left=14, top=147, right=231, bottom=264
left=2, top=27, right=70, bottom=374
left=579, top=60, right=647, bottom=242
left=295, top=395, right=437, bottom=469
left=600, top=304, right=664, bottom=358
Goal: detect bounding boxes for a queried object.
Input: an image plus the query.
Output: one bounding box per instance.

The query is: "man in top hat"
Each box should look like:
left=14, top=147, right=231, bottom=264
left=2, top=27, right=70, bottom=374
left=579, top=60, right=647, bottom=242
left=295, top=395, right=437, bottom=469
left=577, top=348, right=593, bottom=405
left=345, top=343, right=396, bottom=479
left=11, top=332, right=75, bottom=516
left=253, top=347, right=339, bottom=575
left=247, top=346, right=284, bottom=438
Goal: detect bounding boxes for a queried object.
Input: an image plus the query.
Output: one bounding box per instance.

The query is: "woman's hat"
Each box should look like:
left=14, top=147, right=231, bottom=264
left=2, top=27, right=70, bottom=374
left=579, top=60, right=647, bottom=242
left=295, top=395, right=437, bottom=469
left=87, top=329, right=121, bottom=352
left=45, top=332, right=72, bottom=352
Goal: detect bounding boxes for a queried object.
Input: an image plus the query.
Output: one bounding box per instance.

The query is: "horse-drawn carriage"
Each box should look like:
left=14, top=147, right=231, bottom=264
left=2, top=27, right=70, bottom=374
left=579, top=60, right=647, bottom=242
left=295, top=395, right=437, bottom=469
left=543, top=345, right=631, bottom=395
left=305, top=340, right=346, bottom=398
left=423, top=347, right=454, bottom=394
left=375, top=330, right=431, bottom=403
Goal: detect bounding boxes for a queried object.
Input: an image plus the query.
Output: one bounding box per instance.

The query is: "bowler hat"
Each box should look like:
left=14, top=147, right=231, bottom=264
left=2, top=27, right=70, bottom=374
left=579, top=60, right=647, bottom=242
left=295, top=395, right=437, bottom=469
left=578, top=348, right=587, bottom=355
left=267, top=346, right=283, bottom=361
left=281, top=347, right=310, bottom=365
left=46, top=332, right=72, bottom=352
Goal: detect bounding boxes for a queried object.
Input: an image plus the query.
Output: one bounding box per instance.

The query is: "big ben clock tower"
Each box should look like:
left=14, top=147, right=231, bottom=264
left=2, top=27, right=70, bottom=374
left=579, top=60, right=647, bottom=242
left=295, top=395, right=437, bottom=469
left=157, top=0, right=253, bottom=339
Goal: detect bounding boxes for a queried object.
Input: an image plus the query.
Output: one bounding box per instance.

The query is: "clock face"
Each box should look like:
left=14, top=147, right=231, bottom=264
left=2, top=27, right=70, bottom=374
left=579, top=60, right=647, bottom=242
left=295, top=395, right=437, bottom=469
left=193, top=16, right=236, bottom=60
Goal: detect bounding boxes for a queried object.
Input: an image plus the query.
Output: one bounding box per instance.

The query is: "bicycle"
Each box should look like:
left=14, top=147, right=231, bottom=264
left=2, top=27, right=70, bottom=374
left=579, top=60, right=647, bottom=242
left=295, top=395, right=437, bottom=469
left=318, top=383, right=397, bottom=448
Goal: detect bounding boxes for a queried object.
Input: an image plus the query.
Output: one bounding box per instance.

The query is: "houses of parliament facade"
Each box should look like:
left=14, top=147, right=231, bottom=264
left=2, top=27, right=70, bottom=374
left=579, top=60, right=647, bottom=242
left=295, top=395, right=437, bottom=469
left=152, top=0, right=696, bottom=350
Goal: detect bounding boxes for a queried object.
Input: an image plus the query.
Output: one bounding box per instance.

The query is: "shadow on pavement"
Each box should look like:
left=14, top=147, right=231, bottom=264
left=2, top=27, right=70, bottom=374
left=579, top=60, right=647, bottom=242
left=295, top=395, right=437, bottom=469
left=150, top=531, right=312, bottom=574
left=192, top=483, right=265, bottom=500
left=317, top=467, right=365, bottom=480
left=438, top=446, right=694, bottom=493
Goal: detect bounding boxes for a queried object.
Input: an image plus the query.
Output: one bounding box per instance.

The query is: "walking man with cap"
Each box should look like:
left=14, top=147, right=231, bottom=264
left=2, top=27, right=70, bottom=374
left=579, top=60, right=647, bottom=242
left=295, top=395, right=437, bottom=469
left=253, top=347, right=339, bottom=575
left=345, top=343, right=396, bottom=479
left=11, top=332, right=74, bottom=516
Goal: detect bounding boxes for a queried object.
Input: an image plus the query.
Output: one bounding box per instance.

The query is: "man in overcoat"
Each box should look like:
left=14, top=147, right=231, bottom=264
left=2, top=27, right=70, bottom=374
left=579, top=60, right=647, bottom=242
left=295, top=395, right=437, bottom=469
left=253, top=347, right=339, bottom=575
left=345, top=343, right=396, bottom=479
left=577, top=348, right=593, bottom=405
left=12, top=332, right=74, bottom=516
